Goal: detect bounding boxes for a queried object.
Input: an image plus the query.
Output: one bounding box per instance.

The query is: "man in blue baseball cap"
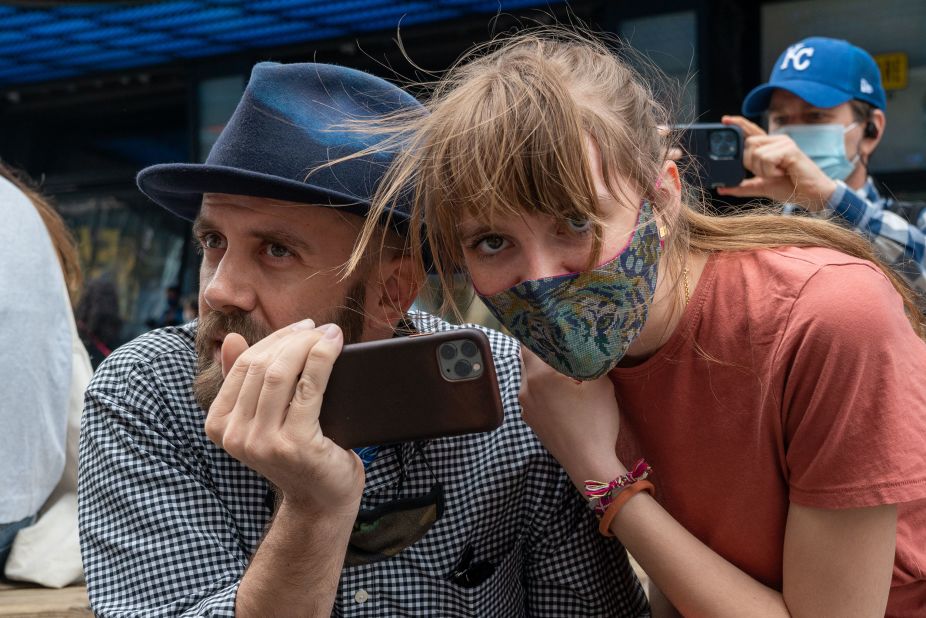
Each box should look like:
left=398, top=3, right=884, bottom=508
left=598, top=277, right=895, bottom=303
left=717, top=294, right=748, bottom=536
left=76, top=61, right=648, bottom=617
left=719, top=36, right=926, bottom=295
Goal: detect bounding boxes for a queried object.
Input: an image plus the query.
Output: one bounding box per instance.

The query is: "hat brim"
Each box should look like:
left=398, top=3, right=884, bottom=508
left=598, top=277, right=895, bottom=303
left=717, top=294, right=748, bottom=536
left=137, top=162, right=399, bottom=224
left=742, top=80, right=854, bottom=116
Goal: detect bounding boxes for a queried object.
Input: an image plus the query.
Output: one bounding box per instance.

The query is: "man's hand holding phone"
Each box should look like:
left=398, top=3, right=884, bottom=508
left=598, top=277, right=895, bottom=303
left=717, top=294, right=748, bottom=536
left=204, top=320, right=364, bottom=516
left=206, top=321, right=364, bottom=616
left=717, top=115, right=837, bottom=212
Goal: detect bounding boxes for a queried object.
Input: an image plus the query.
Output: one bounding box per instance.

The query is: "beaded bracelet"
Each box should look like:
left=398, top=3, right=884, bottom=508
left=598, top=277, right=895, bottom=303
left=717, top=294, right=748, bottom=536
left=584, top=459, right=653, bottom=518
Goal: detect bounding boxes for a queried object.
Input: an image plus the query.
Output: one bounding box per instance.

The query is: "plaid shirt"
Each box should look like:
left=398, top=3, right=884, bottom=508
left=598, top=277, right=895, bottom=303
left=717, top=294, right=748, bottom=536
left=790, top=177, right=926, bottom=296
left=78, top=312, right=648, bottom=617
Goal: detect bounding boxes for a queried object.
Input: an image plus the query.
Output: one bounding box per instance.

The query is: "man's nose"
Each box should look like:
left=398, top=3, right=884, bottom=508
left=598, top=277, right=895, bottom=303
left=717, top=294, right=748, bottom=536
left=202, top=254, right=257, bottom=314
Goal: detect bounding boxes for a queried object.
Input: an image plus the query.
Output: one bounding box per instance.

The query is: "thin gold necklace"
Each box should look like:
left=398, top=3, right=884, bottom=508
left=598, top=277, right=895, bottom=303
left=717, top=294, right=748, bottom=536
left=682, top=265, right=691, bottom=306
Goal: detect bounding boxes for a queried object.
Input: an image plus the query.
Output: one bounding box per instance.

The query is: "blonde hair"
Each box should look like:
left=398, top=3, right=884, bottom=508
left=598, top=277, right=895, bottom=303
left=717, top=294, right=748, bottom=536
left=1, top=162, right=82, bottom=305
left=350, top=28, right=924, bottom=337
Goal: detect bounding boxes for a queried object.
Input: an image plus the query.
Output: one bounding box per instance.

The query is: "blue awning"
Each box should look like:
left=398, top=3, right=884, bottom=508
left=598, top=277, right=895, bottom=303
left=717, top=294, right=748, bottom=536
left=0, top=0, right=559, bottom=86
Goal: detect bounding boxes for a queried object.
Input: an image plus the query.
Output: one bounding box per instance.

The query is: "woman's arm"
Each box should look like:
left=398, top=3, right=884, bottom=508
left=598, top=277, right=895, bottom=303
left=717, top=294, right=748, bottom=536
left=612, top=474, right=895, bottom=617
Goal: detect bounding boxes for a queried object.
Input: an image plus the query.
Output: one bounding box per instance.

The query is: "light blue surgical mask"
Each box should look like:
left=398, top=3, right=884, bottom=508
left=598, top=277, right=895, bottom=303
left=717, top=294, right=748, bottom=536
left=771, top=123, right=859, bottom=181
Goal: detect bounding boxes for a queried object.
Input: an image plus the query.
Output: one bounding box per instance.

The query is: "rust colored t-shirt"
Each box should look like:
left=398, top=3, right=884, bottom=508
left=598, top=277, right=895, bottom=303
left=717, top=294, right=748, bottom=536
left=610, top=247, right=926, bottom=616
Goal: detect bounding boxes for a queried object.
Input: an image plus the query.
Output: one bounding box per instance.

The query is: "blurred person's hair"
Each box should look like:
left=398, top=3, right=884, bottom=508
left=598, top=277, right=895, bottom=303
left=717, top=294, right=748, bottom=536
left=1, top=161, right=82, bottom=304
left=344, top=26, right=924, bottom=338
left=76, top=277, right=122, bottom=347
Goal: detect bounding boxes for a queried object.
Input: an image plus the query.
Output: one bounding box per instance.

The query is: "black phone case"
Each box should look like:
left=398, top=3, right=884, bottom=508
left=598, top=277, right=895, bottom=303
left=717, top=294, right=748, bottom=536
left=319, top=328, right=504, bottom=449
left=675, top=123, right=746, bottom=189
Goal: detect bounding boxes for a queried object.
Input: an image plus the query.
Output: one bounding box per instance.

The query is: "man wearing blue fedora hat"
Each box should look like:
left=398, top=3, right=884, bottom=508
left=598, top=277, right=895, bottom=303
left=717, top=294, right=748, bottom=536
left=719, top=36, right=926, bottom=296
left=77, top=62, right=648, bottom=616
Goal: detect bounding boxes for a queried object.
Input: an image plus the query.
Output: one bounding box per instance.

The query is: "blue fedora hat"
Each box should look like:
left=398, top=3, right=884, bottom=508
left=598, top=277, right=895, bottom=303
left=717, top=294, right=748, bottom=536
left=137, top=62, right=422, bottom=227
left=742, top=37, right=886, bottom=116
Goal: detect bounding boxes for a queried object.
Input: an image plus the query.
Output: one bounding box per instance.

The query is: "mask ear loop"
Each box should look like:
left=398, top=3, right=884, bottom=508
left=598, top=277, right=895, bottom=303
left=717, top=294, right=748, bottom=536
left=654, top=176, right=668, bottom=249
left=414, top=442, right=445, bottom=515
left=856, top=119, right=876, bottom=173
left=393, top=443, right=443, bottom=501
left=414, top=442, right=440, bottom=485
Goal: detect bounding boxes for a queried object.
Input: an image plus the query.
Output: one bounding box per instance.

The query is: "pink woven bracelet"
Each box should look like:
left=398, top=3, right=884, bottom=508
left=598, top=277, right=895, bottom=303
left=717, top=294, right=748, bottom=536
left=584, top=459, right=653, bottom=518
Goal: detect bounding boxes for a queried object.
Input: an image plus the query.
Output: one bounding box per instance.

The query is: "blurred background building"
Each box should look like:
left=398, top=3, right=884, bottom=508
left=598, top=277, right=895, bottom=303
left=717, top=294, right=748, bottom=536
left=1, top=0, right=923, bottom=344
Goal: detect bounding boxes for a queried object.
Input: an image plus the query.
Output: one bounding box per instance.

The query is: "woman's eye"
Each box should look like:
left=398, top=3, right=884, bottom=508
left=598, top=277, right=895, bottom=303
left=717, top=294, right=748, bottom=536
left=566, top=218, right=592, bottom=233
left=476, top=235, right=508, bottom=255
left=265, top=243, right=293, bottom=258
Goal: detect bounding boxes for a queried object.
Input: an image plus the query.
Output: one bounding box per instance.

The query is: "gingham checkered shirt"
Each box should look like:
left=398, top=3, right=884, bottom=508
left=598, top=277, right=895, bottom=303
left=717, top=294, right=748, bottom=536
left=786, top=177, right=926, bottom=295
left=78, top=312, right=649, bottom=617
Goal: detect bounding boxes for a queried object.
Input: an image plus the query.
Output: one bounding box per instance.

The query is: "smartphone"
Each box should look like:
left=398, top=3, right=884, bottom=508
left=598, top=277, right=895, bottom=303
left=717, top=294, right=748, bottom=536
left=319, top=328, right=504, bottom=449
left=672, top=123, right=745, bottom=189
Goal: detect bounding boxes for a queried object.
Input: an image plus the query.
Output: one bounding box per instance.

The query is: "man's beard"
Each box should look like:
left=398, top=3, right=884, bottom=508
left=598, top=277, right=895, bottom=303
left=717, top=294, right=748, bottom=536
left=193, top=279, right=367, bottom=412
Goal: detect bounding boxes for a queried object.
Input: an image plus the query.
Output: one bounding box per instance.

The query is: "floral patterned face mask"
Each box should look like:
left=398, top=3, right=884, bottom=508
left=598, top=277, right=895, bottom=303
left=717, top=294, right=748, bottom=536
left=477, top=201, right=662, bottom=380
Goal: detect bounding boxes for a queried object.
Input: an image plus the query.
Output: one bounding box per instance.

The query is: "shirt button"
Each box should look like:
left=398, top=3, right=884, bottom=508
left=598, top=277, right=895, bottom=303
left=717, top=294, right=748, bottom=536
left=354, top=589, right=369, bottom=604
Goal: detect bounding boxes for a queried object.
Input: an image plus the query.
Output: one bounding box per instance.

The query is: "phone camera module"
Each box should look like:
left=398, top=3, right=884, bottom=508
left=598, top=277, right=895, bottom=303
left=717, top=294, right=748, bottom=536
left=709, top=129, right=738, bottom=159
left=437, top=336, right=485, bottom=381
left=454, top=359, right=473, bottom=378
left=460, top=340, right=478, bottom=358
left=440, top=343, right=458, bottom=360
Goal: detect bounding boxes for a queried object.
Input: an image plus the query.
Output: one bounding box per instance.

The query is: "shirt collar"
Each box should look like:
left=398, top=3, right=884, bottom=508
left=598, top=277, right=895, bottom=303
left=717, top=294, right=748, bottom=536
left=853, top=176, right=881, bottom=203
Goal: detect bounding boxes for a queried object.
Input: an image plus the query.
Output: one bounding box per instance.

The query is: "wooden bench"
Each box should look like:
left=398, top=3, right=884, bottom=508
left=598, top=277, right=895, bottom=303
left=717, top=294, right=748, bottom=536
left=0, top=580, right=90, bottom=617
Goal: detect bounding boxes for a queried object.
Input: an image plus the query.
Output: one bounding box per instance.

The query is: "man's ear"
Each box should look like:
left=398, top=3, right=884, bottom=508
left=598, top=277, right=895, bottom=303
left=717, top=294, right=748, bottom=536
left=859, top=109, right=886, bottom=161
left=364, top=251, right=422, bottom=335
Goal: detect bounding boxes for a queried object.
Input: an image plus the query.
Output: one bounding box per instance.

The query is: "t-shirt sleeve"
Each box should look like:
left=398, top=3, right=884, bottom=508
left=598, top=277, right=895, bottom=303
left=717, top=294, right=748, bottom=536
left=776, top=261, right=926, bottom=509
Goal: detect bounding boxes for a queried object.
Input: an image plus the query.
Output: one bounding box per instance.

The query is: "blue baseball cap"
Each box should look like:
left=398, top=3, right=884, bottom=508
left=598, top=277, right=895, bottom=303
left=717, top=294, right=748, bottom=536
left=742, top=37, right=886, bottom=116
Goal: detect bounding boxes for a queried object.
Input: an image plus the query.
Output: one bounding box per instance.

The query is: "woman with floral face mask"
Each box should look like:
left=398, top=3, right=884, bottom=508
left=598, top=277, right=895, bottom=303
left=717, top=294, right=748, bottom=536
left=351, top=30, right=926, bottom=617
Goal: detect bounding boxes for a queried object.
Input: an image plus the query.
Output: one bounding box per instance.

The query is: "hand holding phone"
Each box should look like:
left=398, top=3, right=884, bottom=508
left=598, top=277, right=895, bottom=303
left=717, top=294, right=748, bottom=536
left=320, top=328, right=504, bottom=449
left=672, top=123, right=745, bottom=189
left=715, top=115, right=839, bottom=211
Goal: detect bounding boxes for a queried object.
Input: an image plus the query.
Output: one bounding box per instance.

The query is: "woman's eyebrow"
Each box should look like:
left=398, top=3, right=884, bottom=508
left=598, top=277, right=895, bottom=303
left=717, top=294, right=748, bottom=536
left=458, top=223, right=491, bottom=239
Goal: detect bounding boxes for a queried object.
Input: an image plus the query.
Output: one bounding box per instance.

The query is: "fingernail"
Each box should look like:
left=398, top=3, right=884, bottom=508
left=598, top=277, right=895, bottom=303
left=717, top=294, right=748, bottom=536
left=319, top=323, right=342, bottom=339
left=291, top=318, right=315, bottom=331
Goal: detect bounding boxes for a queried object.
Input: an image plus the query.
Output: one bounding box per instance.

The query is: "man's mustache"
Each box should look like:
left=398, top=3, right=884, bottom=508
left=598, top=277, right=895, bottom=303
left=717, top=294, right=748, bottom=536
left=193, top=309, right=272, bottom=412
left=195, top=310, right=271, bottom=361
left=191, top=279, right=367, bottom=412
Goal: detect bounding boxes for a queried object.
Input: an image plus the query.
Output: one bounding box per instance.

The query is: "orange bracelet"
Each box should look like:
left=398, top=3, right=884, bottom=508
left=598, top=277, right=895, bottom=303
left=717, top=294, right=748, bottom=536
left=598, top=479, right=654, bottom=537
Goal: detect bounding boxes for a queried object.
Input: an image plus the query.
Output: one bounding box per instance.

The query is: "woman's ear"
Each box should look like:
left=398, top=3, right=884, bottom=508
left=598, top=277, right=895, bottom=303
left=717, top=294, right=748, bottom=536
left=655, top=160, right=683, bottom=214
left=660, top=160, right=683, bottom=194
left=654, top=161, right=683, bottom=243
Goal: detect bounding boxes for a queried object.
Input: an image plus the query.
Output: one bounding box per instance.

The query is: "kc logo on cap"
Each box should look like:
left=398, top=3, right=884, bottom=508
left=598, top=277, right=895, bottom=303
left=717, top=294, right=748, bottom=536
left=780, top=43, right=814, bottom=72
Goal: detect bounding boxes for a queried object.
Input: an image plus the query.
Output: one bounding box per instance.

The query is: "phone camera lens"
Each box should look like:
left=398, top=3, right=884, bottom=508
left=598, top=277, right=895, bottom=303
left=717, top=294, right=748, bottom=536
left=709, top=130, right=738, bottom=158
left=460, top=341, right=478, bottom=358
left=454, top=359, right=472, bottom=377
left=440, top=343, right=457, bottom=360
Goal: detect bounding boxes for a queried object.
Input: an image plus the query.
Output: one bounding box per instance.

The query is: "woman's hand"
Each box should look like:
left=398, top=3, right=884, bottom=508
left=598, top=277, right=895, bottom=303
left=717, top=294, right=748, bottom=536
left=519, top=346, right=626, bottom=489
